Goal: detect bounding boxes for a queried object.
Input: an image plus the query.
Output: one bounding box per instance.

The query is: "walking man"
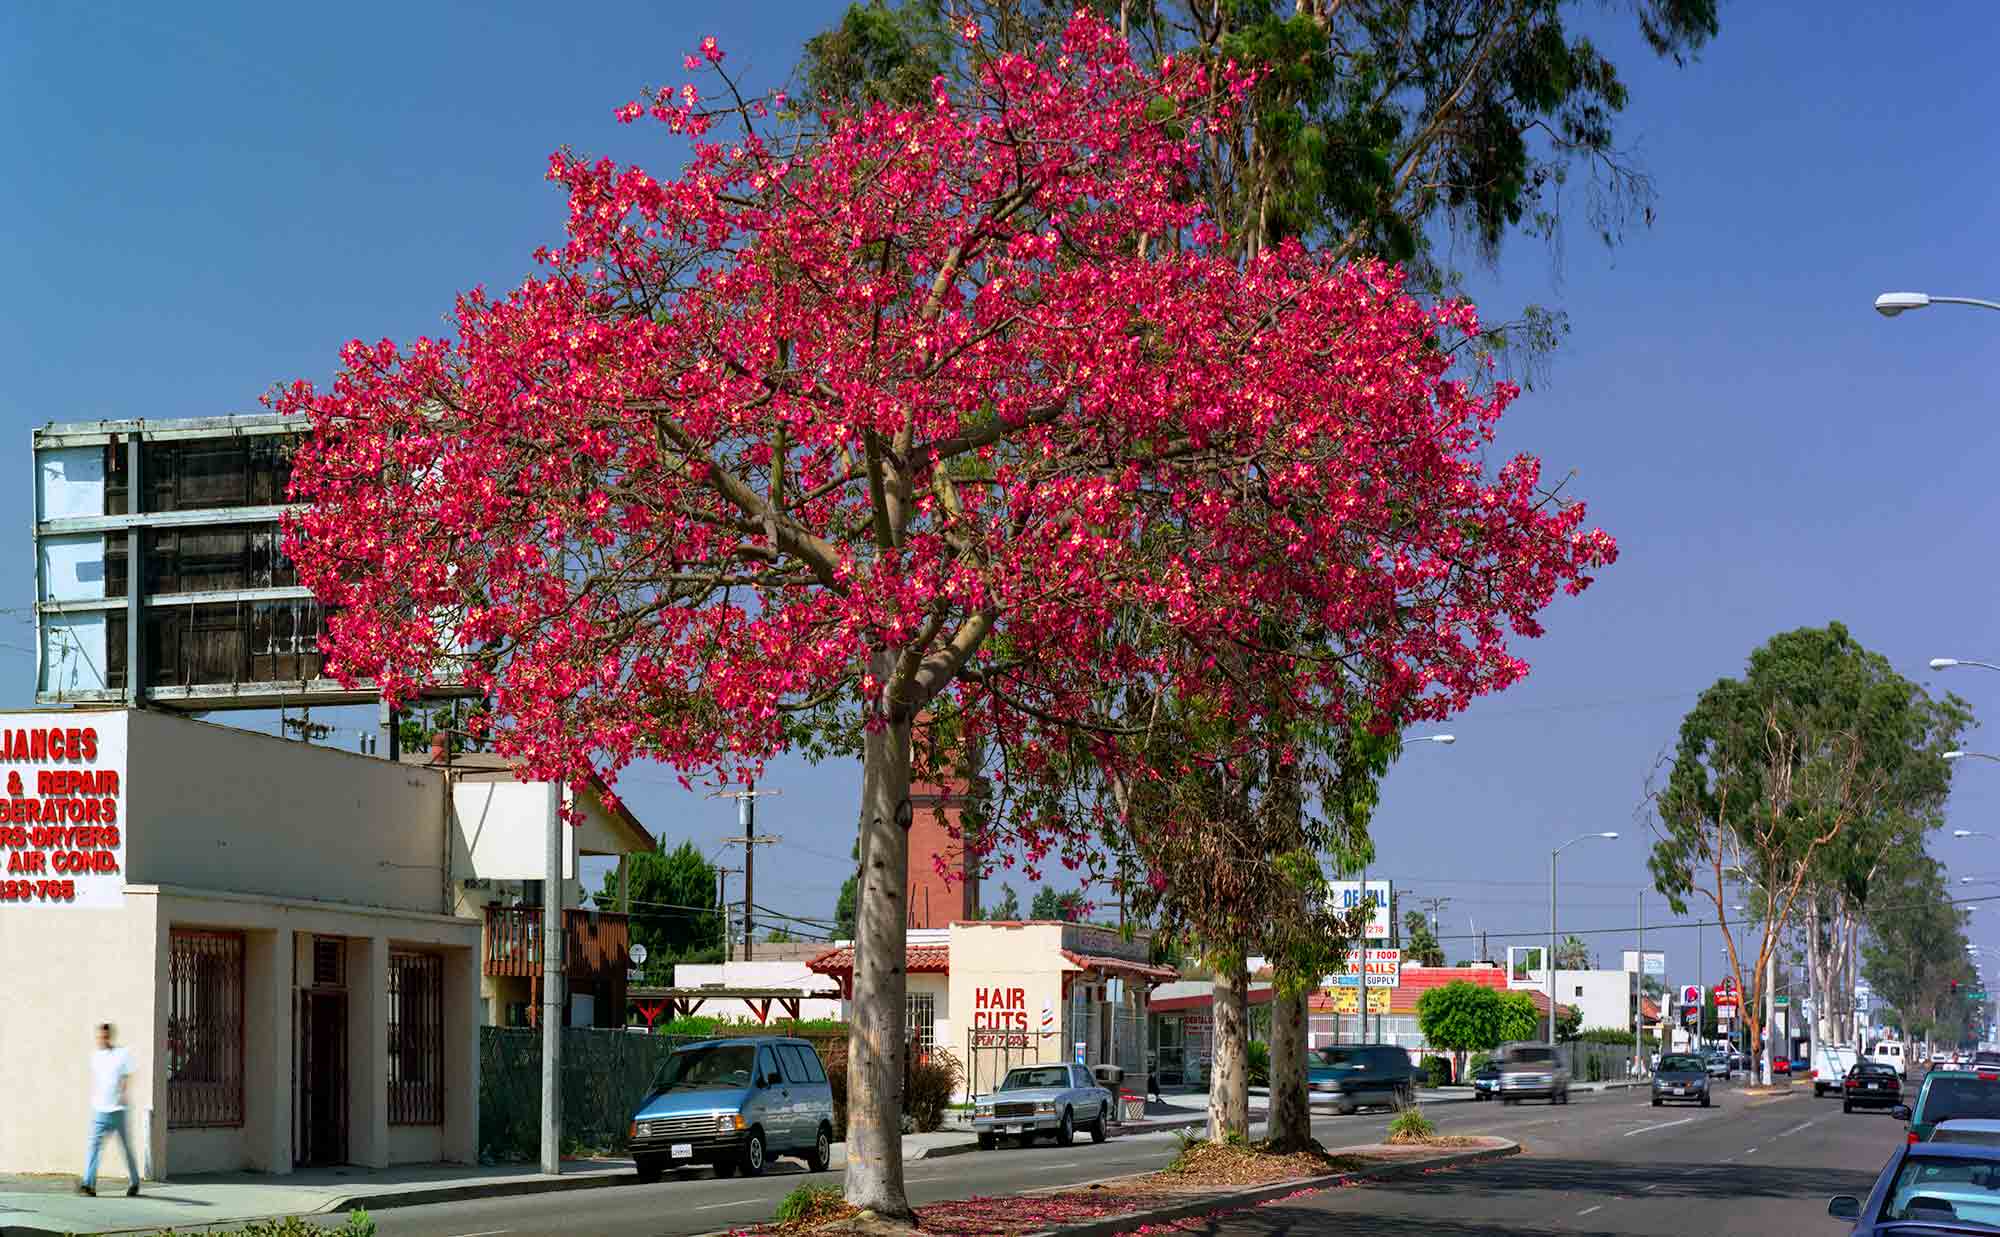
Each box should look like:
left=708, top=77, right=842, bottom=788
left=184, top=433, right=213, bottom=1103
left=80, top=1023, right=139, bottom=1198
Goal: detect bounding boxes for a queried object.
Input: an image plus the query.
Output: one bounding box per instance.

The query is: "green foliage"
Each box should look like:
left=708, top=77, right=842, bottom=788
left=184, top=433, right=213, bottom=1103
left=766, top=927, right=793, bottom=944
left=1555, top=1004, right=1583, bottom=1043
left=1030, top=886, right=1086, bottom=921
left=1246, top=1040, right=1271, bottom=1088
left=1555, top=935, right=1592, bottom=970
left=801, top=0, right=951, bottom=114
left=775, top=1184, right=846, bottom=1225
left=983, top=883, right=1022, bottom=920
left=1400, top=909, right=1445, bottom=967
left=904, top=1050, right=964, bottom=1133
left=1864, top=850, right=1977, bottom=1042
left=1414, top=981, right=1506, bottom=1055
left=1574, top=1027, right=1641, bottom=1046
left=1419, top=1055, right=1453, bottom=1086
left=1498, top=991, right=1544, bottom=1045
left=599, top=841, right=721, bottom=966
left=1386, top=1104, right=1437, bottom=1144
left=833, top=840, right=858, bottom=940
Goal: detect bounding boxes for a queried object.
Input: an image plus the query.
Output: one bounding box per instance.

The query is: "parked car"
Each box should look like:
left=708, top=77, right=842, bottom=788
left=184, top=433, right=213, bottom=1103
left=1894, top=1069, right=2000, bottom=1143
left=972, top=1063, right=1115, bottom=1148
left=1812, top=1045, right=1857, bottom=1096
left=1496, top=1042, right=1571, bottom=1106
left=628, top=1037, right=834, bottom=1182
left=1932, top=1119, right=2000, bottom=1147
left=1842, top=1061, right=1904, bottom=1114
left=1705, top=1049, right=1731, bottom=1079
left=1771, top=1055, right=1791, bottom=1077
left=1651, top=1053, right=1712, bottom=1108
left=1306, top=1044, right=1416, bottom=1115
left=1827, top=1140, right=2000, bottom=1231
left=1729, top=1046, right=1748, bottom=1072
left=1471, top=1059, right=1504, bottom=1101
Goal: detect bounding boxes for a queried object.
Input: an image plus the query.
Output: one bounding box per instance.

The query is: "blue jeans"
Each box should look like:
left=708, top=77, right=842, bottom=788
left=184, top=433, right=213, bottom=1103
left=83, top=1109, right=136, bottom=1190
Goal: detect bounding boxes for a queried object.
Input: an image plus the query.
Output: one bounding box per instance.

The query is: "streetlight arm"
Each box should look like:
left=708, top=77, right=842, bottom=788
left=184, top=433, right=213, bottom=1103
left=1931, top=296, right=2000, bottom=313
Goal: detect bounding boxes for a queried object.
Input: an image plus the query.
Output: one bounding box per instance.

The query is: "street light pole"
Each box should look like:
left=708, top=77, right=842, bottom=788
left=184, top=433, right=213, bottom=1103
left=1549, top=831, right=1620, bottom=1052
left=1875, top=292, right=2000, bottom=317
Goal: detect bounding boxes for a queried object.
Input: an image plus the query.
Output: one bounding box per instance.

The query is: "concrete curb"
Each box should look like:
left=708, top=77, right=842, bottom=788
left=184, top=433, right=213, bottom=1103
left=1020, top=1138, right=1524, bottom=1237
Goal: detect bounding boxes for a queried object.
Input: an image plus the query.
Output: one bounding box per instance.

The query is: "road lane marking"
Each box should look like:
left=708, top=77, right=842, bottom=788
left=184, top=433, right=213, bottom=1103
left=1622, top=1117, right=1695, bottom=1137
left=1744, top=1146, right=1758, bottom=1154
left=1642, top=1184, right=1661, bottom=1191
left=1578, top=1205, right=1603, bottom=1216
left=695, top=1200, right=761, bottom=1211
left=1776, top=1121, right=1814, bottom=1138
left=448, top=1231, right=512, bottom=1236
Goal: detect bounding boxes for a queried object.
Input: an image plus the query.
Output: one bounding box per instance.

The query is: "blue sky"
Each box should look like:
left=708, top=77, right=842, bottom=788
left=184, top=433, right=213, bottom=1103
left=5, top=2, right=1999, bottom=992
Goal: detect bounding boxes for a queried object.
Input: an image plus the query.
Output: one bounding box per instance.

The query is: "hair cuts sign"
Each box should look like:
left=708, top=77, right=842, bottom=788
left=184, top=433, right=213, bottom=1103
left=0, top=719, right=126, bottom=907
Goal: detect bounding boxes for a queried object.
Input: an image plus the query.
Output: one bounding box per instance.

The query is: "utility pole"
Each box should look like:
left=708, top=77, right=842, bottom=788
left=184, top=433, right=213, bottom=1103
left=1632, top=891, right=1643, bottom=1075
left=540, top=778, right=563, bottom=1175
left=716, top=865, right=742, bottom=956
left=714, top=783, right=781, bottom=960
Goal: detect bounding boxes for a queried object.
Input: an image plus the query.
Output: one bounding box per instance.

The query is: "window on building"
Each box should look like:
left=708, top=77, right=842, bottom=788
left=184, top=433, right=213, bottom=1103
left=167, top=929, right=245, bottom=1128
left=906, top=993, right=936, bottom=1058
left=388, top=952, right=444, bottom=1125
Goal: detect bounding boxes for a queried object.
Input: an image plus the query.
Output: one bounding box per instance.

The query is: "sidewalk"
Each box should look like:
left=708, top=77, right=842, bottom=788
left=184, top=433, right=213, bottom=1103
left=0, top=1131, right=979, bottom=1237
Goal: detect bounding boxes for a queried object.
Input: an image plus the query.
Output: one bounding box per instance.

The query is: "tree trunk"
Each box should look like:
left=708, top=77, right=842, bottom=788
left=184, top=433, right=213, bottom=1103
left=1265, top=988, right=1311, bottom=1152
left=843, top=705, right=915, bottom=1222
left=1208, top=953, right=1250, bottom=1142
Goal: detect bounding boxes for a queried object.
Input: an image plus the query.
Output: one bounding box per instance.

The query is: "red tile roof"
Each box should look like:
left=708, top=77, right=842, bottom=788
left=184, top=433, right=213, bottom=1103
left=1061, top=951, right=1179, bottom=985
left=1304, top=966, right=1572, bottom=1018
left=805, top=944, right=950, bottom=975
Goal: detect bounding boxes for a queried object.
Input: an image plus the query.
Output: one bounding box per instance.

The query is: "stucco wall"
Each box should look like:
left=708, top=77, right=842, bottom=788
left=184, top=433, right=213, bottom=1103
left=671, top=961, right=843, bottom=1022
left=125, top=711, right=448, bottom=914
left=0, top=892, right=160, bottom=1176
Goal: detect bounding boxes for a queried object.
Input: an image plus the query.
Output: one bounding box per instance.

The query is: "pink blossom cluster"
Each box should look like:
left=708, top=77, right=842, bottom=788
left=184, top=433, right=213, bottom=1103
left=274, top=14, right=1614, bottom=838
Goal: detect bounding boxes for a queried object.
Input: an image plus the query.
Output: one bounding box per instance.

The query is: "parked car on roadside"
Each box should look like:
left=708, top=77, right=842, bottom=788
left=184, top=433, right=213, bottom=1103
left=1842, top=1061, right=1904, bottom=1114
left=1827, top=1140, right=2000, bottom=1232
left=1651, top=1053, right=1712, bottom=1108
left=972, top=1063, right=1115, bottom=1149
left=1895, top=1068, right=2000, bottom=1143
left=1497, top=1042, right=1571, bottom=1106
left=1306, top=1044, right=1416, bottom=1115
left=1471, top=1059, right=1504, bottom=1101
left=628, top=1037, right=834, bottom=1182
left=1705, top=1049, right=1731, bottom=1079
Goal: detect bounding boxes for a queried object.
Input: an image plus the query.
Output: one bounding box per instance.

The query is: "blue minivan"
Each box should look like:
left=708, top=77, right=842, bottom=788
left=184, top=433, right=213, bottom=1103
left=628, top=1037, right=836, bottom=1182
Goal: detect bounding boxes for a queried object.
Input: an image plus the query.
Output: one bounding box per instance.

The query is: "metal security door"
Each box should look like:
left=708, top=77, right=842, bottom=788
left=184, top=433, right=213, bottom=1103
left=297, top=990, right=348, bottom=1165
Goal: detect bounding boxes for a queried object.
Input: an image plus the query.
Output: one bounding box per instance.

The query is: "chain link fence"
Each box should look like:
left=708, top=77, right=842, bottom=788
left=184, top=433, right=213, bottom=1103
left=479, top=1027, right=846, bottom=1162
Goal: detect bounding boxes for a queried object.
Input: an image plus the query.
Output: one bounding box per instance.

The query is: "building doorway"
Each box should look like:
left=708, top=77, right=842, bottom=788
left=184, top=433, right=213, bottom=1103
left=297, top=937, right=349, bottom=1166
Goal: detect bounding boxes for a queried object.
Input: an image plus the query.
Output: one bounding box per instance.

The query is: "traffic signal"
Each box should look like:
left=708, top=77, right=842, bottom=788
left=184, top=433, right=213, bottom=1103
left=1952, top=980, right=1961, bottom=995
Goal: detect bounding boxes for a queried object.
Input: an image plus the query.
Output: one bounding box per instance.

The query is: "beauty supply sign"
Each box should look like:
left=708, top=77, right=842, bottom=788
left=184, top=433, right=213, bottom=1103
left=0, top=718, right=127, bottom=907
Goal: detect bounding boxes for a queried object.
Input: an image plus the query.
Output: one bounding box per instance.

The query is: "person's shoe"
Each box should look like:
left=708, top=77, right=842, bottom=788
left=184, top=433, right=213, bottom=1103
left=75, top=1184, right=95, bottom=1197
left=125, top=1183, right=140, bottom=1197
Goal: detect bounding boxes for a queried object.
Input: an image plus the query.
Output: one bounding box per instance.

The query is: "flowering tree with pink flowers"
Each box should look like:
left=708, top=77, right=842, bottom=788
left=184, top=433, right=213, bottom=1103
left=278, top=14, right=1613, bottom=1220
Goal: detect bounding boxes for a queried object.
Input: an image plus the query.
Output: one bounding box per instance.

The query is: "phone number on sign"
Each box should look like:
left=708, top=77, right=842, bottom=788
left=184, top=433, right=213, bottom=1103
left=0, top=879, right=76, bottom=902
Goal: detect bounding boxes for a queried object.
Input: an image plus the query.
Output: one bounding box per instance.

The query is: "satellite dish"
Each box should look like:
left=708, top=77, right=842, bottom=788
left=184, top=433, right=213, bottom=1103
left=629, top=943, right=649, bottom=966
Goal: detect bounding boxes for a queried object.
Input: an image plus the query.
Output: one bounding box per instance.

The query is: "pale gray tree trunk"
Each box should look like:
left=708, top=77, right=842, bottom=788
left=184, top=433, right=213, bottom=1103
left=843, top=689, right=915, bottom=1222
left=1265, top=988, right=1310, bottom=1151
left=1208, top=954, right=1250, bottom=1142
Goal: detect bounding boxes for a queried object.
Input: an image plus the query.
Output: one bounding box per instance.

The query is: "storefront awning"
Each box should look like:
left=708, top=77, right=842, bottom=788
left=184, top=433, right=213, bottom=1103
left=806, top=943, right=949, bottom=998
left=1060, top=951, right=1178, bottom=986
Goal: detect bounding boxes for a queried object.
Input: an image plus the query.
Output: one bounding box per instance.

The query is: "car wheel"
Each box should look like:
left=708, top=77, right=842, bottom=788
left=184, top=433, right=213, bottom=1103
left=635, top=1154, right=664, bottom=1184
left=741, top=1128, right=767, bottom=1177
left=1090, top=1106, right=1108, bottom=1144
left=1700, top=1095, right=1711, bottom=1109
left=1652, top=1097, right=1663, bottom=1108
left=712, top=1158, right=739, bottom=1178
left=1843, top=1101, right=1853, bottom=1114
left=1056, top=1108, right=1075, bottom=1147
left=1338, top=1096, right=1359, bottom=1116
left=977, top=1132, right=997, bottom=1150
left=807, top=1123, right=833, bottom=1173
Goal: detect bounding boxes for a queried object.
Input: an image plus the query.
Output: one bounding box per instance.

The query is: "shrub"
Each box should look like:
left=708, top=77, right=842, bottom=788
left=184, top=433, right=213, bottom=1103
left=1420, top=1055, right=1453, bottom=1086
left=775, top=1184, right=845, bottom=1224
left=906, top=1050, right=964, bottom=1132
left=1246, top=1040, right=1271, bottom=1088
left=823, top=1040, right=849, bottom=1136
left=1386, top=1104, right=1437, bottom=1145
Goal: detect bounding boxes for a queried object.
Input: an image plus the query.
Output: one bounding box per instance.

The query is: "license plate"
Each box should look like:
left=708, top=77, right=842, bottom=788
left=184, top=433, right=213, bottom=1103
left=670, top=1143, right=693, bottom=1159
left=1007, top=1125, right=1024, bottom=1134
left=1868, top=1083, right=1880, bottom=1091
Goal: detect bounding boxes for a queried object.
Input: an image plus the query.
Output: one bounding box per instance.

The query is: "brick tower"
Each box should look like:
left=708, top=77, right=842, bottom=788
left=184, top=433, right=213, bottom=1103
left=906, top=774, right=981, bottom=929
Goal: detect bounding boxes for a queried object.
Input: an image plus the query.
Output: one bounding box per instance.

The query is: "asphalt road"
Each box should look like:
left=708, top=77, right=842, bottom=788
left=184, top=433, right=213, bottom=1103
left=336, top=1082, right=1895, bottom=1236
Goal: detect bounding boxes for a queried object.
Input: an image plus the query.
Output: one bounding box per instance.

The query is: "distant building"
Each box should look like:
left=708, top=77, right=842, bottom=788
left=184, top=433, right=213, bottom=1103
left=906, top=774, right=980, bottom=929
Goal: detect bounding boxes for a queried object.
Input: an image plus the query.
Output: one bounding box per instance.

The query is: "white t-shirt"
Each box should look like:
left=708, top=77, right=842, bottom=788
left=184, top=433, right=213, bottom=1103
left=90, top=1047, right=131, bottom=1113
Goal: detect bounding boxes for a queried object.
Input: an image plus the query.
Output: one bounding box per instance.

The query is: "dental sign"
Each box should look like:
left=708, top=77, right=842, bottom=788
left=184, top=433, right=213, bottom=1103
left=0, top=721, right=127, bottom=908
left=1328, top=880, right=1393, bottom=940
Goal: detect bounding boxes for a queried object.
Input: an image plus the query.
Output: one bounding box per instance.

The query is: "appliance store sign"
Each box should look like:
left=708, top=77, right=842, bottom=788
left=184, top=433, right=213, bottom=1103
left=0, top=724, right=127, bottom=907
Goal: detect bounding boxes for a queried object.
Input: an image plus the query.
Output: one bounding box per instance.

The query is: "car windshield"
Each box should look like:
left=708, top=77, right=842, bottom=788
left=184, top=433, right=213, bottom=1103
left=1936, top=1126, right=2000, bottom=1147
left=1880, top=1154, right=2000, bottom=1226
left=1000, top=1067, right=1070, bottom=1090
left=1505, top=1048, right=1554, bottom=1066
left=1923, top=1079, right=2000, bottom=1123
left=1660, top=1055, right=1703, bottom=1072
left=653, top=1044, right=757, bottom=1092
left=1855, top=1063, right=1898, bottom=1078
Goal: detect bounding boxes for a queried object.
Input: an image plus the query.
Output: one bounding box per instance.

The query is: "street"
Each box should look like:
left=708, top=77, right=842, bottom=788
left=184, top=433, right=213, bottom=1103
left=325, top=1082, right=1893, bottom=1237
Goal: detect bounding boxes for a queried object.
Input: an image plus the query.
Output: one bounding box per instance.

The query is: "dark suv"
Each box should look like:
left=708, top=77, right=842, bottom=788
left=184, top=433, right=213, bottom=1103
left=1306, top=1044, right=1416, bottom=1115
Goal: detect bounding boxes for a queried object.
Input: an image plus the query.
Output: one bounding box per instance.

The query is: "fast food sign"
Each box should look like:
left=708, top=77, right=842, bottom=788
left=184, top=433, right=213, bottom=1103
left=0, top=721, right=127, bottom=908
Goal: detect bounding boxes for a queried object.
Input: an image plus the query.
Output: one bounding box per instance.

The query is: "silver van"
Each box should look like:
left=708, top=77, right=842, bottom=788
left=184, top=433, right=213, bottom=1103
left=1496, top=1042, right=1571, bottom=1105
left=628, top=1037, right=836, bottom=1181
